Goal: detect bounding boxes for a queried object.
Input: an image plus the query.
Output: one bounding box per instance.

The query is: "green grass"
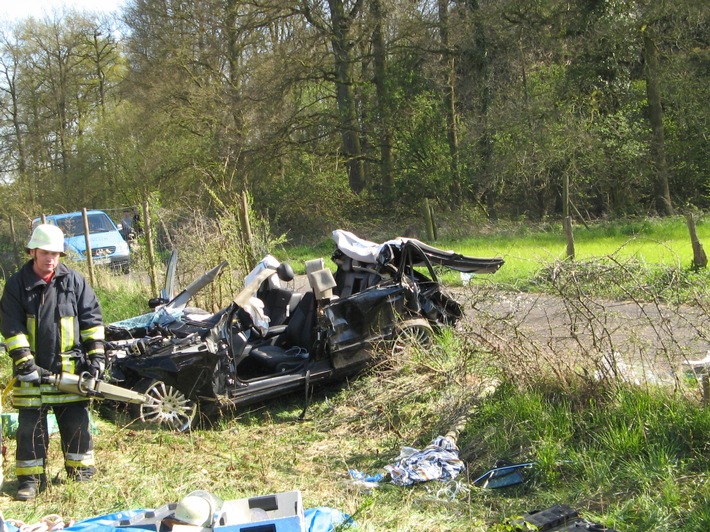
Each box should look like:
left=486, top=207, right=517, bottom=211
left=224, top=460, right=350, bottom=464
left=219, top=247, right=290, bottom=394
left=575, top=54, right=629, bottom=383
left=435, top=215, right=710, bottom=288
left=420, top=216, right=710, bottom=305
left=3, top=332, right=710, bottom=530
left=477, top=382, right=710, bottom=530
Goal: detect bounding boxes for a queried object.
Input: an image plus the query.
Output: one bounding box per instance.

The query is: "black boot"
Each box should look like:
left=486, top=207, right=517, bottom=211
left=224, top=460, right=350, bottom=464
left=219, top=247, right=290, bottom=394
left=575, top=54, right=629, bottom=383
left=15, top=476, right=46, bottom=501
left=67, top=466, right=95, bottom=482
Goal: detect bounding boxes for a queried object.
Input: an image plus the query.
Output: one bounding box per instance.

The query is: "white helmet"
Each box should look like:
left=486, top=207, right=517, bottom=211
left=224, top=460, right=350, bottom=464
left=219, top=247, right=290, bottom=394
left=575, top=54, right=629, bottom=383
left=27, top=223, right=65, bottom=255
left=174, top=492, right=216, bottom=527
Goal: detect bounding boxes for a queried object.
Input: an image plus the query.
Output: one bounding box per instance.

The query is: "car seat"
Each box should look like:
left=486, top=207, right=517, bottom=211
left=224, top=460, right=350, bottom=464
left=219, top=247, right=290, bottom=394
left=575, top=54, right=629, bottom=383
left=259, top=288, right=302, bottom=327
left=247, top=261, right=337, bottom=372
left=247, top=291, right=316, bottom=371
left=332, top=255, right=383, bottom=298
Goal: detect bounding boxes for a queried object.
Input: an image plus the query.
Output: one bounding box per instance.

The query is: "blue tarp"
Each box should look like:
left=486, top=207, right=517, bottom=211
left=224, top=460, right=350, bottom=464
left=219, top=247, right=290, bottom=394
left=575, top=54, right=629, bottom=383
left=2, top=508, right=353, bottom=532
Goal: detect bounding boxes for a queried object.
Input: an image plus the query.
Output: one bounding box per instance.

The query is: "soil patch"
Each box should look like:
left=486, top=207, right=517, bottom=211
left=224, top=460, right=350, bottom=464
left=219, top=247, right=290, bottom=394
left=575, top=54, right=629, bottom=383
left=456, top=285, right=710, bottom=384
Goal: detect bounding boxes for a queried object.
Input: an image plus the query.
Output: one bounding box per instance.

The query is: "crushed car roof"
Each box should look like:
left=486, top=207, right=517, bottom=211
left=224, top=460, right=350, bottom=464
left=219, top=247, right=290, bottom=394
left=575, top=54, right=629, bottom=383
left=332, top=229, right=504, bottom=274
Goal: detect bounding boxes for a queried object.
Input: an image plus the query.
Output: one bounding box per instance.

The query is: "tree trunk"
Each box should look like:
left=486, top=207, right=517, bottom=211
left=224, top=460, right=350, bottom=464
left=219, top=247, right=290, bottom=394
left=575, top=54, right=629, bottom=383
left=225, top=0, right=246, bottom=185
left=2, top=52, right=32, bottom=203
left=91, top=28, right=106, bottom=111
left=643, top=30, right=673, bottom=216
left=370, top=0, right=394, bottom=199
left=328, top=0, right=366, bottom=194
left=466, top=0, right=495, bottom=217
left=438, top=0, right=461, bottom=201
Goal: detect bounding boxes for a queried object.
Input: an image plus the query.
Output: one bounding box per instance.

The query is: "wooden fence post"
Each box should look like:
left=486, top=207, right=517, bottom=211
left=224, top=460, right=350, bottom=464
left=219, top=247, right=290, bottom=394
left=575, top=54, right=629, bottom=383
left=423, top=198, right=436, bottom=241
left=239, top=190, right=255, bottom=265
left=686, top=213, right=707, bottom=270
left=81, top=208, right=95, bottom=286
left=564, top=216, right=575, bottom=260
left=143, top=200, right=158, bottom=295
left=9, top=217, right=22, bottom=271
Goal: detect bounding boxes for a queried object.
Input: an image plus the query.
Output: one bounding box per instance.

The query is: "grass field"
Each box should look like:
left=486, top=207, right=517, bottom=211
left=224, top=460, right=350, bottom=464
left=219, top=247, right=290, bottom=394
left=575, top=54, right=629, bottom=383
left=435, top=216, right=710, bottom=287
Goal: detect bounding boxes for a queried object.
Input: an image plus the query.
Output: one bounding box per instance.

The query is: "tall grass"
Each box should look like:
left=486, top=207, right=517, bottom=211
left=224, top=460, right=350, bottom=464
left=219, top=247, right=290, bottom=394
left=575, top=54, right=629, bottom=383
left=474, top=382, right=710, bottom=531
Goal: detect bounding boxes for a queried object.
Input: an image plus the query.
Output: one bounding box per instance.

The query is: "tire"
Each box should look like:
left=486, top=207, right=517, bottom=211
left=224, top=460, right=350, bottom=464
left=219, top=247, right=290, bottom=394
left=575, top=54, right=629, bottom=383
left=129, top=378, right=197, bottom=432
left=391, top=318, right=434, bottom=356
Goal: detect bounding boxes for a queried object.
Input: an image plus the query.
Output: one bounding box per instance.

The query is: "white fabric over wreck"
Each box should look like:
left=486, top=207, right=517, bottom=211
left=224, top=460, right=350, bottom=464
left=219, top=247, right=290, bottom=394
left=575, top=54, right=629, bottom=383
left=332, top=229, right=385, bottom=263
left=243, top=297, right=270, bottom=335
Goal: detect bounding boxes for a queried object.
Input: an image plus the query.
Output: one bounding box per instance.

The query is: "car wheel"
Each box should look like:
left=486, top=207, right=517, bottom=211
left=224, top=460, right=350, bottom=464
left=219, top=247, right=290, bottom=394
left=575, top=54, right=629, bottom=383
left=129, top=378, right=197, bottom=432
left=391, top=318, right=434, bottom=356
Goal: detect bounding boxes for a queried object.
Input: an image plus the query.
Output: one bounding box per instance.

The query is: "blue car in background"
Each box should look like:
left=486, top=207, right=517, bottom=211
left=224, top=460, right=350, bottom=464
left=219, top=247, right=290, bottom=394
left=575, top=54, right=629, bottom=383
left=33, top=210, right=131, bottom=273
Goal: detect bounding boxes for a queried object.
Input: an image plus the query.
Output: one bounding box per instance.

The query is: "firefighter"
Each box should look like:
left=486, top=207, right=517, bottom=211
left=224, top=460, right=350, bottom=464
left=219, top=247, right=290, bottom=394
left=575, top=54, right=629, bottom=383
left=0, top=223, right=106, bottom=501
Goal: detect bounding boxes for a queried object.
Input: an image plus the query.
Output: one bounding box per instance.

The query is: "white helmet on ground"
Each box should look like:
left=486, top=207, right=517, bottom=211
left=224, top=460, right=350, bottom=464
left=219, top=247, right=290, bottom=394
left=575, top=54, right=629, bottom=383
left=174, top=491, right=218, bottom=527
left=27, top=224, right=65, bottom=255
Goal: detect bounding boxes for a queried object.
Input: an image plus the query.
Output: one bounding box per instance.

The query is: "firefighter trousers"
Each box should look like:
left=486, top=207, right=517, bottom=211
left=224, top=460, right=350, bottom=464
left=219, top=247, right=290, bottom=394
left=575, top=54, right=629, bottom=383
left=15, top=402, right=95, bottom=485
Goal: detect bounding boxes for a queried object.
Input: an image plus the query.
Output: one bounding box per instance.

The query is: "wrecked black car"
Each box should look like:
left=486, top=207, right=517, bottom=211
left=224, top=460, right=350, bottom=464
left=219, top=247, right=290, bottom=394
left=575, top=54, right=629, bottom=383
left=104, top=230, right=504, bottom=431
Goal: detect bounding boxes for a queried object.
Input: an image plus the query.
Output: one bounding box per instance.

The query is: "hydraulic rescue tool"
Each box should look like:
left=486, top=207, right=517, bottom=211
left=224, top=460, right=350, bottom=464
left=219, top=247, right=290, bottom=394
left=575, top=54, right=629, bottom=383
left=43, top=372, right=149, bottom=405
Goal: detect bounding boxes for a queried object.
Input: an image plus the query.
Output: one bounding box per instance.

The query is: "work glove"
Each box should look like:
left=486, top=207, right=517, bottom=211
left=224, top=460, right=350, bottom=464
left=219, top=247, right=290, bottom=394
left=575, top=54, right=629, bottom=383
left=87, top=355, right=106, bottom=380
left=16, top=358, right=50, bottom=384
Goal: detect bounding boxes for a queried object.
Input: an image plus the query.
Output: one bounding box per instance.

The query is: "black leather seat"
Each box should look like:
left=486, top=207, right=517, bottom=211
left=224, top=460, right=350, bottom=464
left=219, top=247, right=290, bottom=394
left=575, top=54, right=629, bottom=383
left=248, top=292, right=316, bottom=371
left=259, top=287, right=302, bottom=327
left=333, top=255, right=383, bottom=298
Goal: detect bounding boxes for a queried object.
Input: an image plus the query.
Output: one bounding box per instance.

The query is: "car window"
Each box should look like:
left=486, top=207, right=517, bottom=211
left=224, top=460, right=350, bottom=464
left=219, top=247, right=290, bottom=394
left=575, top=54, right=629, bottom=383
left=56, top=217, right=82, bottom=237
left=57, top=213, right=116, bottom=236
left=87, top=213, right=115, bottom=234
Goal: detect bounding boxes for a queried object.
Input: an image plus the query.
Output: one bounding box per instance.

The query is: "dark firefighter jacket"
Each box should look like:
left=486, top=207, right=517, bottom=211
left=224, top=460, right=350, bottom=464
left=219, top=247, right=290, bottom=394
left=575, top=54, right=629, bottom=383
left=0, top=260, right=105, bottom=407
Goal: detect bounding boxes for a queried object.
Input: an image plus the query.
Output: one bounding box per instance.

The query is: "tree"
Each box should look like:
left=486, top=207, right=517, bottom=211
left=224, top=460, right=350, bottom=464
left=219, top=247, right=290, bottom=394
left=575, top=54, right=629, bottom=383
left=0, top=12, right=125, bottom=216
left=437, top=0, right=461, bottom=201
left=299, top=0, right=366, bottom=194
left=369, top=0, right=394, bottom=198
left=642, top=26, right=672, bottom=216
left=0, top=29, right=29, bottom=185
left=1, top=0, right=708, bottom=236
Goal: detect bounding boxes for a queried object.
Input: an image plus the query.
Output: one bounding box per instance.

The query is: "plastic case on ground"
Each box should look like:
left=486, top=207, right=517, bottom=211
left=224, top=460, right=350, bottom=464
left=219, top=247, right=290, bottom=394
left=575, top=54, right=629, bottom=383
left=113, top=491, right=304, bottom=532
left=213, top=491, right=305, bottom=532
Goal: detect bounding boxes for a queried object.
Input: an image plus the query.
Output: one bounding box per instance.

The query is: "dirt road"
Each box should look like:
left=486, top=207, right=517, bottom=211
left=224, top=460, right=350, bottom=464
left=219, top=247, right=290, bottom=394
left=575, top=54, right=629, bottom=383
left=455, top=286, right=710, bottom=384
